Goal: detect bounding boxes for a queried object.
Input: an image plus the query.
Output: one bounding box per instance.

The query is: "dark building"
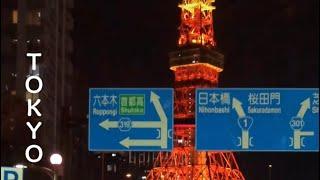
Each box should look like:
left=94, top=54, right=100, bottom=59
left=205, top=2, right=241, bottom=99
left=1, top=0, right=74, bottom=179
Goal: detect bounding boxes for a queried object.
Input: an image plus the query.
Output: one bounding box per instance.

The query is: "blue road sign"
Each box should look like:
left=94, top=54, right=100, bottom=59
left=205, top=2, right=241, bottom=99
left=89, top=88, right=173, bottom=151
left=1, top=167, right=23, bottom=180
left=196, top=88, right=319, bottom=151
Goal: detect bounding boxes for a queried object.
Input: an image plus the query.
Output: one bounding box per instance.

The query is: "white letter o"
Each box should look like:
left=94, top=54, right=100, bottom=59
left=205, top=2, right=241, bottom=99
left=25, top=144, right=43, bottom=163
left=25, top=75, right=43, bottom=93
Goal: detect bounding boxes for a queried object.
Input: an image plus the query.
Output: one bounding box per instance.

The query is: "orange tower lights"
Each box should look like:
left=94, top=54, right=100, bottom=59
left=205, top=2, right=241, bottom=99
left=148, top=0, right=245, bottom=179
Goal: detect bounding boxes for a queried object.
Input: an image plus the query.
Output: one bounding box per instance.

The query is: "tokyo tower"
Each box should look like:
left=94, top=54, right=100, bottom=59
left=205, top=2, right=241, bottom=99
left=147, top=0, right=245, bottom=179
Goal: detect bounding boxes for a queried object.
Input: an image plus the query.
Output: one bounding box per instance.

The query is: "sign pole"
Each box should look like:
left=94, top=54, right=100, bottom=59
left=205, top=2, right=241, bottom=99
left=101, top=153, right=105, bottom=180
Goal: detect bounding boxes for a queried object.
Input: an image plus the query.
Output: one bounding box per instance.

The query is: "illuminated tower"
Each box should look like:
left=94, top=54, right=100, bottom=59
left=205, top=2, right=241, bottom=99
left=147, top=0, right=245, bottom=179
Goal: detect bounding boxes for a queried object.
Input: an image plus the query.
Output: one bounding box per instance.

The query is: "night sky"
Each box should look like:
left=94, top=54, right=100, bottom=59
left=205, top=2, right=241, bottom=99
left=73, top=0, right=319, bottom=179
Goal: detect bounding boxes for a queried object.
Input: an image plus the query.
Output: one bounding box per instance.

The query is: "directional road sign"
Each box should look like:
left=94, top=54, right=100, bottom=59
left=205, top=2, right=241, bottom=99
left=89, top=88, right=173, bottom=151
left=196, top=88, right=319, bottom=151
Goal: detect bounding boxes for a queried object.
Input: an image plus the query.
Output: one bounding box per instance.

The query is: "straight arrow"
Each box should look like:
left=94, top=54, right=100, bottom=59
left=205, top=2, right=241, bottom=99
left=232, top=98, right=246, bottom=118
left=120, top=137, right=162, bottom=148
left=150, top=91, right=168, bottom=149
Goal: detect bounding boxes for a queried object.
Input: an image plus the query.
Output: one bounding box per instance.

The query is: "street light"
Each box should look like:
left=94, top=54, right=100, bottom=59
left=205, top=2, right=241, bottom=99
left=50, top=153, right=63, bottom=180
left=268, top=164, right=272, bottom=180
left=50, top=153, right=63, bottom=165
left=126, top=173, right=132, bottom=178
left=15, top=164, right=27, bottom=169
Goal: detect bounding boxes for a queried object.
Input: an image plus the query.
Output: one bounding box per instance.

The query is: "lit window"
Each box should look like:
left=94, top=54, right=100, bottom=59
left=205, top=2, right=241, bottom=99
left=27, top=10, right=41, bottom=25
left=12, top=10, right=18, bottom=24
left=29, top=64, right=40, bottom=76
left=25, top=91, right=39, bottom=102
left=11, top=90, right=17, bottom=95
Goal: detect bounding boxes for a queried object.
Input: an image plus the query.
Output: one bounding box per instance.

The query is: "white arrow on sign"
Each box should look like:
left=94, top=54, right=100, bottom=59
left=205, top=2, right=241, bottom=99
left=297, top=98, right=310, bottom=118
left=150, top=91, right=168, bottom=149
left=232, top=97, right=253, bottom=149
left=120, top=137, right=162, bottom=148
left=232, top=97, right=246, bottom=118
left=99, top=119, right=161, bottom=130
left=118, top=91, right=169, bottom=149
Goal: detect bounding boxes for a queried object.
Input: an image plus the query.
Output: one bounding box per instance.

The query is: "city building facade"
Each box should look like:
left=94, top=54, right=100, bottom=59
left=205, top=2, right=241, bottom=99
left=1, top=0, right=73, bottom=178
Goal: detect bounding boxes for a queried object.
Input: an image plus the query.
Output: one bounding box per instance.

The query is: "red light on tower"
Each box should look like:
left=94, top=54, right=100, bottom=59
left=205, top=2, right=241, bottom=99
left=148, top=0, right=245, bottom=179
left=178, top=0, right=216, bottom=47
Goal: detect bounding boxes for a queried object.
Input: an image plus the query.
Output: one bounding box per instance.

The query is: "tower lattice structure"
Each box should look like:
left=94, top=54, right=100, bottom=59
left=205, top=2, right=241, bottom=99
left=147, top=0, right=245, bottom=179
